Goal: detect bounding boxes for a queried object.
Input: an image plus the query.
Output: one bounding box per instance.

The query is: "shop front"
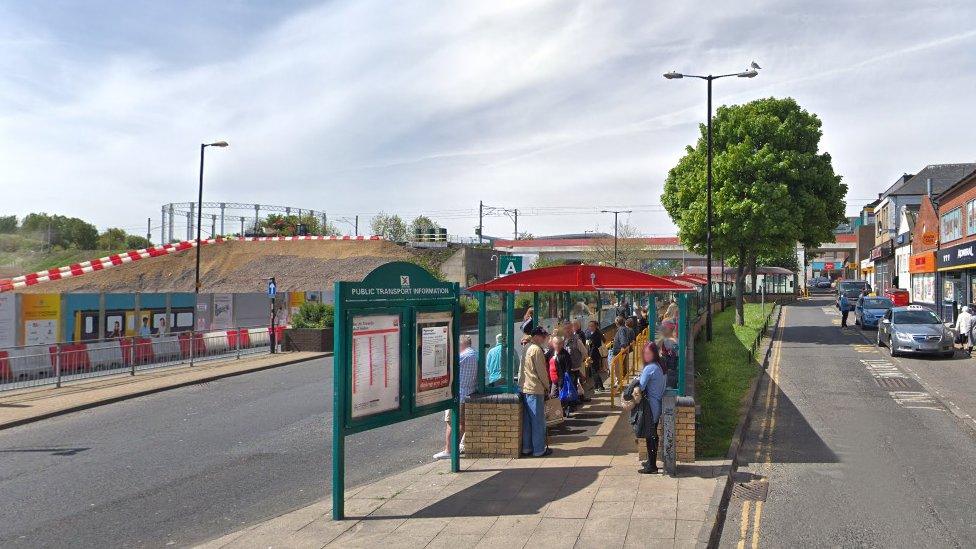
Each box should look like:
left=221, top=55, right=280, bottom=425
left=936, top=240, right=976, bottom=322
left=859, top=258, right=874, bottom=282
left=909, top=251, right=936, bottom=307
left=871, top=242, right=895, bottom=293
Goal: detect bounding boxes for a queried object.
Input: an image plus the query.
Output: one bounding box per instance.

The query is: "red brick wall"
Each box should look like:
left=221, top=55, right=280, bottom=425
left=935, top=172, right=976, bottom=248
left=913, top=196, right=940, bottom=254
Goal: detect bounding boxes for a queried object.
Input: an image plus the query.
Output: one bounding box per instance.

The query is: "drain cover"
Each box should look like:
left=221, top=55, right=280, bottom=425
left=731, top=478, right=769, bottom=501
left=876, top=377, right=911, bottom=389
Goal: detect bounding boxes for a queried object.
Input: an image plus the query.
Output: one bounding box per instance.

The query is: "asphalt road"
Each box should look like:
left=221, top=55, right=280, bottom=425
left=721, top=297, right=976, bottom=547
left=0, top=357, right=442, bottom=548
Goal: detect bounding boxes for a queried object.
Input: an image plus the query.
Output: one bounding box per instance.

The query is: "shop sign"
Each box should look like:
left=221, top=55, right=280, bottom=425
left=909, top=252, right=936, bottom=274
left=937, top=241, right=976, bottom=270
left=920, top=231, right=938, bottom=247
left=824, top=262, right=835, bottom=271
left=870, top=244, right=892, bottom=261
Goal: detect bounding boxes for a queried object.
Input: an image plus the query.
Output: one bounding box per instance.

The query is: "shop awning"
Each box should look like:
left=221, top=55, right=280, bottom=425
left=467, top=265, right=697, bottom=293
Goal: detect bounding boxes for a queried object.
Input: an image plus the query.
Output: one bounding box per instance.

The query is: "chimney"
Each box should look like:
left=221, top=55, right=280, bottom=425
left=926, top=177, right=932, bottom=196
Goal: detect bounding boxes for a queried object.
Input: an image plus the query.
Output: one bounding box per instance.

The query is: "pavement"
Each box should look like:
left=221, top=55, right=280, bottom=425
left=0, top=350, right=324, bottom=430
left=198, top=393, right=727, bottom=549
left=0, top=356, right=445, bottom=547
left=720, top=297, right=976, bottom=547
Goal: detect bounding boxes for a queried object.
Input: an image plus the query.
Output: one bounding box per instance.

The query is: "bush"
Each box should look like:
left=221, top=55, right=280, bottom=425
left=292, top=302, right=335, bottom=329
left=515, top=294, right=533, bottom=310
left=0, top=215, right=16, bottom=234
left=460, top=296, right=479, bottom=313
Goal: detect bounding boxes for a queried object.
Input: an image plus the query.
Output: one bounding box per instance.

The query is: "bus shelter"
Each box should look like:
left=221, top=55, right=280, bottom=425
left=467, top=265, right=697, bottom=397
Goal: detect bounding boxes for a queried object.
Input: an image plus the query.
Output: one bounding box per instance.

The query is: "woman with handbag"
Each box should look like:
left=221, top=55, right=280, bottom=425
left=547, top=336, right=577, bottom=417
left=624, top=341, right=666, bottom=474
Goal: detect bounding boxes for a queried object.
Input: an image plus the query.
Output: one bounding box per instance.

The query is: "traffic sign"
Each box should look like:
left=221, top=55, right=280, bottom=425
left=267, top=277, right=277, bottom=298
left=498, top=255, right=523, bottom=276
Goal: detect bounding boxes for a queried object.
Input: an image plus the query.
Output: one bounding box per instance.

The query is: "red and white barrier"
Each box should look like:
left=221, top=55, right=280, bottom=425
left=0, top=235, right=382, bottom=292
left=0, top=327, right=283, bottom=383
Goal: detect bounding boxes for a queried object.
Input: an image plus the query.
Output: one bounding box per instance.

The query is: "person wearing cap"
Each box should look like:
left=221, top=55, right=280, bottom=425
left=520, top=326, right=552, bottom=457
left=486, top=333, right=504, bottom=386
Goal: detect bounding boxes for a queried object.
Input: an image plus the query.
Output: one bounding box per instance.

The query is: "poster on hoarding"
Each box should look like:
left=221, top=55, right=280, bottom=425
left=195, top=295, right=211, bottom=331
left=212, top=294, right=234, bottom=330
left=21, top=294, right=60, bottom=346
left=415, top=311, right=453, bottom=407
left=0, top=294, right=16, bottom=348
left=350, top=315, right=401, bottom=418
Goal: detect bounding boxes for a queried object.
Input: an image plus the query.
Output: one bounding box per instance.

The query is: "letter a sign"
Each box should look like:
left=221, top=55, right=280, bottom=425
left=498, top=255, right=522, bottom=276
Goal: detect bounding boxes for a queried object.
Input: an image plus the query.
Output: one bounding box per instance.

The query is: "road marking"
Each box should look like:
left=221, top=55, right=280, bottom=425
left=736, top=500, right=752, bottom=549
left=751, top=501, right=764, bottom=548
left=889, top=391, right=942, bottom=410
left=860, top=358, right=909, bottom=378
left=852, top=344, right=875, bottom=353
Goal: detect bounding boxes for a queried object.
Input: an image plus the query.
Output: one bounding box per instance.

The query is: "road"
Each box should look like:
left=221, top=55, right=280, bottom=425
left=0, top=357, right=441, bottom=548
left=721, top=297, right=976, bottom=547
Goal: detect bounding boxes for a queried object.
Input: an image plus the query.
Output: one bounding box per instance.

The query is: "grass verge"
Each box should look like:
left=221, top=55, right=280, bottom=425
left=695, top=302, right=773, bottom=458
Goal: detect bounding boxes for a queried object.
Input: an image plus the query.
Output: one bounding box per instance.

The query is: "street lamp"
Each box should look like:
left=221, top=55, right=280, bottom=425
left=195, top=141, right=229, bottom=295
left=601, top=209, right=632, bottom=267
left=664, top=62, right=760, bottom=342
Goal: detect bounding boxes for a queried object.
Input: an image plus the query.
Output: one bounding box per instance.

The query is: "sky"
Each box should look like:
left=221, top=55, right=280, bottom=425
left=2, top=0, right=975, bottom=242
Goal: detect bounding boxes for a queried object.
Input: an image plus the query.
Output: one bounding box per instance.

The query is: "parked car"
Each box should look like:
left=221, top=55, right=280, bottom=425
left=836, top=280, right=871, bottom=310
left=816, top=278, right=832, bottom=289
left=884, top=288, right=910, bottom=307
left=855, top=296, right=893, bottom=329
left=877, top=305, right=954, bottom=358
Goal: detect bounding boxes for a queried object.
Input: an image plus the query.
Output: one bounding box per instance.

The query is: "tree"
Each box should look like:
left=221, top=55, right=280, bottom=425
left=409, top=215, right=438, bottom=238
left=371, top=212, right=407, bottom=241
left=0, top=215, right=16, bottom=234
left=662, top=97, right=846, bottom=325
left=125, top=234, right=151, bottom=249
left=98, top=228, right=128, bottom=250
left=582, top=222, right=649, bottom=269
left=292, top=302, right=335, bottom=329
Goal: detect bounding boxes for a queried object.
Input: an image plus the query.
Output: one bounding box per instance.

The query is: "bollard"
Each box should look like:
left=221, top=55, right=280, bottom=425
left=662, top=389, right=677, bottom=475
left=55, top=343, right=62, bottom=388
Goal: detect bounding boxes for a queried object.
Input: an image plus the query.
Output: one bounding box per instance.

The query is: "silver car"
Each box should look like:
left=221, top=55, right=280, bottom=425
left=877, top=306, right=954, bottom=358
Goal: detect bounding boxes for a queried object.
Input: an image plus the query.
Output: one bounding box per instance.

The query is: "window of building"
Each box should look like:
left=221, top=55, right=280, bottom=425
left=941, top=207, right=962, bottom=242
left=967, top=200, right=976, bottom=236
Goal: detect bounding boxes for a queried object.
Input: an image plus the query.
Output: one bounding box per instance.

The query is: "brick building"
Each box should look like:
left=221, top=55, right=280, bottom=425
left=933, top=166, right=976, bottom=319
left=910, top=195, right=939, bottom=305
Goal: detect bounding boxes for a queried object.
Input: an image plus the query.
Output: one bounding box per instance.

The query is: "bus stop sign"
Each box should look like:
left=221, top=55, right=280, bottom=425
left=498, top=255, right=522, bottom=276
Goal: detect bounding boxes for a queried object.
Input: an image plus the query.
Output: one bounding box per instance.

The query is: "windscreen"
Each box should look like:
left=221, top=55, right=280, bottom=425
left=892, top=310, right=941, bottom=324
left=862, top=298, right=892, bottom=309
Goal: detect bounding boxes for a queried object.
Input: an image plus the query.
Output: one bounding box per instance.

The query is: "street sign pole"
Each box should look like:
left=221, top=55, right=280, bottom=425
left=268, top=277, right=277, bottom=354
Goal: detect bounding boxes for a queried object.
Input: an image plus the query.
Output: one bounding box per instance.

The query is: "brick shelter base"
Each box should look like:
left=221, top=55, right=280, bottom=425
left=463, top=393, right=522, bottom=458
left=637, top=398, right=696, bottom=462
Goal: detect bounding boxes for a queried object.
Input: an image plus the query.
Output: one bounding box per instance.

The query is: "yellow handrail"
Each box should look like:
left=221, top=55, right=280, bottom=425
left=609, top=327, right=650, bottom=407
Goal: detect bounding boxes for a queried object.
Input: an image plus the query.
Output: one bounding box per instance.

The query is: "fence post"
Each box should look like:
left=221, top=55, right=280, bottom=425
left=236, top=328, right=241, bottom=360
left=189, top=329, right=195, bottom=367
left=55, top=343, right=62, bottom=388
left=130, top=336, right=136, bottom=376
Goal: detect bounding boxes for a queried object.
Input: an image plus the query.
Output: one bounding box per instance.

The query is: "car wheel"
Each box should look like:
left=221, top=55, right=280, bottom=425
left=877, top=332, right=883, bottom=347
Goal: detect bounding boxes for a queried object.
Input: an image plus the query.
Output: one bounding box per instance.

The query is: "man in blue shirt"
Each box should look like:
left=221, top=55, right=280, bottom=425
left=839, top=294, right=850, bottom=327
left=485, top=333, right=503, bottom=386
left=434, top=335, right=478, bottom=460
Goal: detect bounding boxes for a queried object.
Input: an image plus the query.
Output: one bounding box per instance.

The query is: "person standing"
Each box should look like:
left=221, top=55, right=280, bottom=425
left=954, top=305, right=975, bottom=355
left=434, top=335, right=478, bottom=460
left=548, top=335, right=576, bottom=417
left=156, top=317, right=169, bottom=337
left=625, top=341, right=666, bottom=474
left=585, top=320, right=606, bottom=391
left=485, top=333, right=504, bottom=386
left=138, top=317, right=152, bottom=338
left=839, top=294, right=850, bottom=327
left=562, top=324, right=589, bottom=403
left=520, top=327, right=552, bottom=457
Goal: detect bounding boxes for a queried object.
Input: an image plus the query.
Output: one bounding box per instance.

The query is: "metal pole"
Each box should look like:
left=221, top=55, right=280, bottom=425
left=147, top=217, right=152, bottom=246
left=235, top=326, right=241, bottom=359
left=240, top=217, right=245, bottom=237
left=211, top=214, right=216, bottom=238
left=354, top=215, right=359, bottom=236
left=478, top=200, right=483, bottom=244
left=168, top=204, right=174, bottom=243
left=195, top=144, right=205, bottom=294
left=55, top=343, right=62, bottom=388
left=705, top=76, right=714, bottom=342
left=220, top=202, right=226, bottom=235
left=160, top=206, right=166, bottom=245
left=189, top=328, right=195, bottom=366
left=514, top=209, right=518, bottom=240
left=131, top=336, right=137, bottom=376
left=613, top=212, right=619, bottom=267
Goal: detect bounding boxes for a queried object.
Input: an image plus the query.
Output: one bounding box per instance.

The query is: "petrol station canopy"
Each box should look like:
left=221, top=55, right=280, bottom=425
left=467, top=265, right=697, bottom=293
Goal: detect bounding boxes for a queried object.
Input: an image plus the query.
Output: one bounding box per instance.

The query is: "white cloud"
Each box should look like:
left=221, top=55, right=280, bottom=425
left=1, top=0, right=974, bottom=240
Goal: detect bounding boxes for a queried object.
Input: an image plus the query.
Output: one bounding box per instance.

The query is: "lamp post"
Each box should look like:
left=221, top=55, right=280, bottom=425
left=601, top=210, right=632, bottom=267
left=664, top=62, right=760, bottom=341
left=195, top=141, right=229, bottom=295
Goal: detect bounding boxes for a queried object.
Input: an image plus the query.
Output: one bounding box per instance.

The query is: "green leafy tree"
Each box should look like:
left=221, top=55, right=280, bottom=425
left=662, top=97, right=846, bottom=325
left=409, top=215, right=438, bottom=238
left=21, top=213, right=98, bottom=249
left=125, top=234, right=152, bottom=249
left=371, top=212, right=407, bottom=241
left=98, top=228, right=128, bottom=250
left=0, top=215, right=16, bottom=234
left=292, top=302, right=335, bottom=329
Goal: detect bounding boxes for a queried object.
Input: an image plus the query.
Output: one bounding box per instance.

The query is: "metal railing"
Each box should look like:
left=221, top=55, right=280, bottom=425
left=0, top=325, right=284, bottom=392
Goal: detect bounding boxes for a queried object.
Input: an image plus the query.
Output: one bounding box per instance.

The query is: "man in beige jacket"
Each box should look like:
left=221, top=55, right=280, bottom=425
left=521, top=327, right=552, bottom=457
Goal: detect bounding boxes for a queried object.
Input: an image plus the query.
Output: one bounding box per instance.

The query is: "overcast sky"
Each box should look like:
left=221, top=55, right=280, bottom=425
left=2, top=0, right=974, bottom=241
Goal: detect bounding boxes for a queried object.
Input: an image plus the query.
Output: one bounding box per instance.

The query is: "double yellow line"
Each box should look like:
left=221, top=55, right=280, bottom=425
left=736, top=309, right=786, bottom=549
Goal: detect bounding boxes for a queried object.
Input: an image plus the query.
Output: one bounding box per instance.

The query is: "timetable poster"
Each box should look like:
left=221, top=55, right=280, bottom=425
left=415, top=311, right=453, bottom=407
left=350, top=315, right=401, bottom=418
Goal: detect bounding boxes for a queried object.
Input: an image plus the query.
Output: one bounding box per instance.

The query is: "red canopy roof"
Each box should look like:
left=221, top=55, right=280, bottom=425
left=467, top=265, right=697, bottom=293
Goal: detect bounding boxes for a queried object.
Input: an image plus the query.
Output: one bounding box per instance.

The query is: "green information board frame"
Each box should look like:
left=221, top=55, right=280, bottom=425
left=332, top=262, right=460, bottom=520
